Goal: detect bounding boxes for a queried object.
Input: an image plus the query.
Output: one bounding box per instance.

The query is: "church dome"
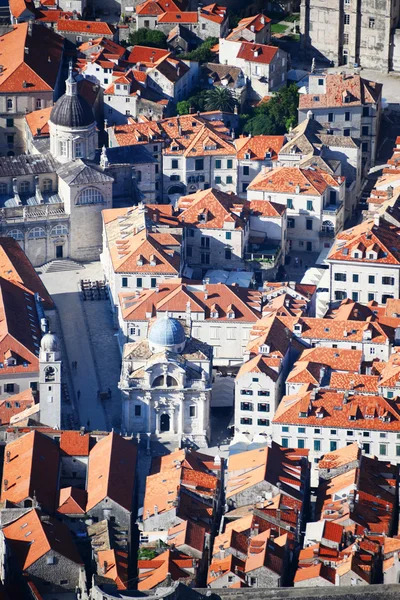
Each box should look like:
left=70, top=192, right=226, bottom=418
left=50, top=93, right=94, bottom=128
left=40, top=332, right=60, bottom=353
left=50, top=63, right=94, bottom=128
left=148, top=316, right=186, bottom=351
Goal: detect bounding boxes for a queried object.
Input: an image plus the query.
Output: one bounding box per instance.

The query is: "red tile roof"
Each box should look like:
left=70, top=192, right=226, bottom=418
left=86, top=432, right=137, bottom=512
left=98, top=549, right=129, bottom=590
left=1, top=430, right=59, bottom=512
left=0, top=388, right=35, bottom=426
left=158, top=10, right=198, bottom=22
left=0, top=24, right=64, bottom=94
left=3, top=509, right=82, bottom=570
left=8, top=0, right=34, bottom=19
left=299, top=73, right=382, bottom=110
left=227, top=13, right=270, bottom=40
left=167, top=519, right=206, bottom=553
left=249, top=165, right=341, bottom=195
left=57, top=486, right=87, bottom=515
left=318, top=442, right=361, bottom=470
left=138, top=549, right=196, bottom=590
left=59, top=430, right=90, bottom=456
left=57, top=19, right=115, bottom=34
left=25, top=106, right=52, bottom=137
left=136, top=0, right=179, bottom=15
left=235, top=135, right=284, bottom=161
left=236, top=41, right=278, bottom=64
left=177, top=188, right=247, bottom=230
left=127, top=45, right=170, bottom=66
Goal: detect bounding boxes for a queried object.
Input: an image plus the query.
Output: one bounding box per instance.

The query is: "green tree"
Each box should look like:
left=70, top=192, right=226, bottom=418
left=138, top=548, right=157, bottom=560
left=242, top=83, right=299, bottom=135
left=127, top=28, right=167, bottom=49
left=205, top=87, right=236, bottom=112
left=176, top=100, right=191, bottom=115
left=180, top=37, right=218, bottom=62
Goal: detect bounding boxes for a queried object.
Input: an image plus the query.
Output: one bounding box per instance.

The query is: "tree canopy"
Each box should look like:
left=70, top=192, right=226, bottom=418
left=205, top=87, right=236, bottom=113
left=180, top=37, right=218, bottom=62
left=127, top=28, right=167, bottom=49
left=242, top=84, right=299, bottom=135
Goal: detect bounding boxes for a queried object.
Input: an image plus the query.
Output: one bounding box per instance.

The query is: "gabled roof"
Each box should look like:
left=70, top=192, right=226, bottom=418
left=86, top=432, right=137, bottom=512
left=98, top=549, right=129, bottom=590
left=164, top=122, right=235, bottom=157
left=248, top=165, right=340, bottom=195
left=200, top=4, right=227, bottom=23
left=57, top=19, right=115, bottom=34
left=235, top=135, right=284, bottom=161
left=318, top=442, right=361, bottom=470
left=236, top=41, right=278, bottom=64
left=138, top=549, right=196, bottom=590
left=3, top=509, right=82, bottom=570
left=237, top=354, right=280, bottom=382
left=57, top=486, right=87, bottom=515
left=227, top=13, right=270, bottom=40
left=0, top=23, right=64, bottom=94
left=9, top=0, right=35, bottom=19
left=59, top=430, right=90, bottom=456
left=127, top=45, right=170, bottom=67
left=248, top=200, right=286, bottom=218
left=136, top=0, right=179, bottom=15
left=25, top=106, right=52, bottom=138
left=109, top=229, right=180, bottom=275
left=0, top=388, right=35, bottom=426
left=158, top=10, right=198, bottom=22
left=1, top=430, right=59, bottom=512
left=177, top=188, right=247, bottom=230
left=167, top=519, right=206, bottom=553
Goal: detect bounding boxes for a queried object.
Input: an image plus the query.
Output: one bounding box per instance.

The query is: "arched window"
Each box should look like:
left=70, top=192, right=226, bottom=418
left=152, top=375, right=164, bottom=388
left=45, top=366, right=55, bottom=382
left=43, top=179, right=53, bottom=192
left=168, top=185, right=184, bottom=195
left=170, top=175, right=180, bottom=182
left=51, top=224, right=68, bottom=236
left=28, top=227, right=46, bottom=239
left=0, top=183, right=7, bottom=194
left=166, top=375, right=178, bottom=387
left=19, top=181, right=30, bottom=193
left=7, top=229, right=23, bottom=240
left=76, top=188, right=104, bottom=205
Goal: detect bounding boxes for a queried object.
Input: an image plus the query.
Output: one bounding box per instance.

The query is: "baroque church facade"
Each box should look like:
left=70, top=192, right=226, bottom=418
left=120, top=315, right=213, bottom=448
left=0, top=65, right=141, bottom=267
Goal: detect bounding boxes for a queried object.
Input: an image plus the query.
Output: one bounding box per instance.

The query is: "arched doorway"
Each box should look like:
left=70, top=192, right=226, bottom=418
left=160, top=413, right=170, bottom=432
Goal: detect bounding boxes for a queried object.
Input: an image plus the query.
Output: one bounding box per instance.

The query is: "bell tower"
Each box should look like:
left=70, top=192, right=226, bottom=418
left=39, top=332, right=62, bottom=429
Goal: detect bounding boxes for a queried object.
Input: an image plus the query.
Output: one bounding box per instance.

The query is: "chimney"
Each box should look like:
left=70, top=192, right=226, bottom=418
left=374, top=214, right=380, bottom=227
left=6, top=451, right=10, bottom=463
left=251, top=522, right=259, bottom=536
left=387, top=185, right=394, bottom=199
left=295, top=184, right=301, bottom=194
left=154, top=504, right=158, bottom=515
left=165, top=572, right=172, bottom=586
left=260, top=15, right=265, bottom=24
left=102, top=560, right=108, bottom=575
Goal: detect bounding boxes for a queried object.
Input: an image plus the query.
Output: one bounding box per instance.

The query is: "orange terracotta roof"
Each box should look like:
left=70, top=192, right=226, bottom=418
left=138, top=549, right=196, bottom=590
left=294, top=562, right=336, bottom=584
left=57, top=19, right=114, bottom=34
left=25, top=106, right=52, bottom=137
left=158, top=10, right=198, bottom=22
left=9, top=0, right=34, bottom=19
left=3, top=509, right=81, bottom=570
left=167, top=519, right=206, bottom=553
left=299, top=73, right=382, bottom=110
left=127, top=45, right=170, bottom=66
left=1, top=430, right=59, bottom=512
left=109, top=230, right=180, bottom=275
left=227, top=13, right=270, bottom=40
left=296, top=347, right=363, bottom=372
left=207, top=554, right=245, bottom=584
left=0, top=388, right=35, bottom=426
left=318, top=442, right=361, bottom=470
left=136, top=0, right=179, bottom=15
left=98, top=549, right=129, bottom=590
left=86, top=432, right=137, bottom=512
left=329, top=372, right=379, bottom=394
left=59, top=430, right=90, bottom=456
left=57, top=486, right=87, bottom=515
left=177, top=188, right=247, bottom=230
left=249, top=165, right=340, bottom=195
left=200, top=3, right=227, bottom=23
left=236, top=41, right=278, bottom=64
left=0, top=24, right=64, bottom=94
left=235, top=135, right=284, bottom=160
left=248, top=200, right=286, bottom=217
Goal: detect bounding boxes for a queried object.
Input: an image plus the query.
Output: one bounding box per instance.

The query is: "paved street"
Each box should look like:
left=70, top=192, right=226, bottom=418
left=40, top=261, right=121, bottom=432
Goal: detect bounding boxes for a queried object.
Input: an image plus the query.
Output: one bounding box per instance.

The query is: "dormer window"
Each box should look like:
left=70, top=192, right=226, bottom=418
left=150, top=254, right=156, bottom=266
left=294, top=323, right=302, bottom=334
left=299, top=411, right=307, bottom=418
left=265, top=152, right=271, bottom=159
left=198, top=212, right=207, bottom=223
left=124, top=85, right=128, bottom=90
left=210, top=310, right=219, bottom=318
left=227, top=310, right=235, bottom=319
left=260, top=344, right=270, bottom=355
left=245, top=152, right=251, bottom=160
left=116, top=84, right=120, bottom=90
left=137, top=255, right=144, bottom=267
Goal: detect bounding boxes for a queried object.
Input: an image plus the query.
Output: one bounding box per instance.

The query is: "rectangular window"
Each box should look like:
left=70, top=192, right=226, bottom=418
left=201, top=236, right=210, bottom=248
left=345, top=111, right=351, bottom=121
left=227, top=159, right=233, bottom=169
left=195, top=159, right=204, bottom=170
left=122, top=277, right=128, bottom=288
left=362, top=125, right=369, bottom=136
left=330, top=441, right=337, bottom=451
left=258, top=403, right=269, bottom=412
left=240, top=402, right=253, bottom=411
left=240, top=417, right=252, bottom=425
left=172, top=159, right=179, bottom=169
left=281, top=437, right=289, bottom=448
left=343, top=33, right=349, bottom=45
left=215, top=176, right=221, bottom=184
left=30, top=382, right=38, bottom=391
left=368, top=293, right=375, bottom=301
left=328, top=112, right=334, bottom=122
left=226, top=176, right=233, bottom=184
left=362, top=142, right=369, bottom=152
left=242, top=183, right=248, bottom=193
left=335, top=290, right=346, bottom=300
left=201, top=253, right=210, bottom=264
left=287, top=198, right=293, bottom=209
left=352, top=291, right=359, bottom=301
left=344, top=128, right=351, bottom=137
left=383, top=277, right=394, bottom=285
left=298, top=439, right=305, bottom=449
left=330, top=429, right=337, bottom=435
left=36, top=98, right=42, bottom=109
left=287, top=217, right=295, bottom=229
left=5, top=383, right=14, bottom=393
left=363, top=431, right=370, bottom=437
left=210, top=328, right=220, bottom=340
left=379, top=444, right=387, bottom=456
left=298, top=427, right=306, bottom=433
left=186, top=246, right=192, bottom=257
left=215, top=159, right=221, bottom=169
left=243, top=166, right=249, bottom=176
left=369, top=17, right=375, bottom=28
left=226, top=232, right=232, bottom=240
left=7, top=135, right=13, bottom=144
left=137, top=277, right=143, bottom=288
left=151, top=278, right=157, bottom=288
left=306, top=219, right=313, bottom=231
left=189, top=405, right=196, bottom=417
left=314, top=440, right=321, bottom=452
left=368, top=275, right=375, bottom=284
left=257, top=419, right=269, bottom=427
left=282, top=426, right=289, bottom=432
left=344, top=13, right=350, bottom=24
left=347, top=430, right=354, bottom=436
left=307, top=200, right=313, bottom=211
left=363, top=442, right=370, bottom=454
left=225, top=249, right=232, bottom=260
left=397, top=446, right=400, bottom=456
left=6, top=118, right=13, bottom=127
left=134, top=405, right=141, bottom=416
left=6, top=98, right=12, bottom=111
left=334, top=273, right=346, bottom=282
left=363, top=106, right=369, bottom=117
left=258, top=390, right=270, bottom=397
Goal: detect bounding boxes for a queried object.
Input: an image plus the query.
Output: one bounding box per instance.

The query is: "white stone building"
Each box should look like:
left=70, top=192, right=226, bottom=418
left=219, top=38, right=288, bottom=99
left=119, top=315, right=212, bottom=447
left=327, top=216, right=400, bottom=306
left=247, top=166, right=345, bottom=253
left=38, top=332, right=62, bottom=429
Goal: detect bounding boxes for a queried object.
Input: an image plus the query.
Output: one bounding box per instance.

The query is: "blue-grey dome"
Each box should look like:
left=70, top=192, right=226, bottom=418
left=148, top=316, right=186, bottom=349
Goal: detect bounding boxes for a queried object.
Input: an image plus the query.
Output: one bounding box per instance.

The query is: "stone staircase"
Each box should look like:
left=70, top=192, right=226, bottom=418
left=37, top=259, right=85, bottom=274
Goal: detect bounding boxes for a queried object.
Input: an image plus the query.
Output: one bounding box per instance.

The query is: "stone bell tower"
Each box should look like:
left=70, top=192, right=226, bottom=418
left=39, top=332, right=62, bottom=429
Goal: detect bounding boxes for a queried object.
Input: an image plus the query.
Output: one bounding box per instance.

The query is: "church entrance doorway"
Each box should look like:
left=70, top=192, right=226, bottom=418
left=56, top=245, right=63, bottom=258
left=160, top=413, right=170, bottom=432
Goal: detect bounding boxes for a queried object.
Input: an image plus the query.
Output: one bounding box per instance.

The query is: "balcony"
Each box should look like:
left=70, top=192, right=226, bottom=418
left=318, top=228, right=335, bottom=238
left=322, top=202, right=343, bottom=216
left=245, top=238, right=281, bottom=269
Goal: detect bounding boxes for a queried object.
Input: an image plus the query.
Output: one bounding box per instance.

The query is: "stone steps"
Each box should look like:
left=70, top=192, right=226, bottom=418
left=38, top=259, right=85, bottom=274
